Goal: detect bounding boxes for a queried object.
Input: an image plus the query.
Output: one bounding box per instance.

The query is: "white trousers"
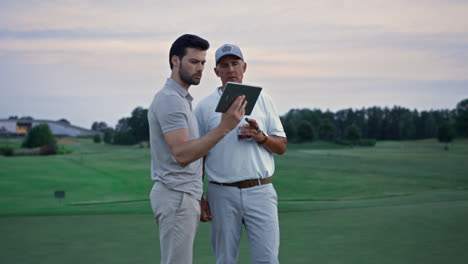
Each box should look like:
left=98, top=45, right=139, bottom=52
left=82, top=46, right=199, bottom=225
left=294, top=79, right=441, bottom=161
left=150, top=182, right=200, bottom=264
left=207, top=182, right=280, bottom=264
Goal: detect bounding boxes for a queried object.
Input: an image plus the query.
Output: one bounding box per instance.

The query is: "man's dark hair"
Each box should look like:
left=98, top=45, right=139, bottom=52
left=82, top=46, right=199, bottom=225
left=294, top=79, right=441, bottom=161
left=169, top=34, right=210, bottom=69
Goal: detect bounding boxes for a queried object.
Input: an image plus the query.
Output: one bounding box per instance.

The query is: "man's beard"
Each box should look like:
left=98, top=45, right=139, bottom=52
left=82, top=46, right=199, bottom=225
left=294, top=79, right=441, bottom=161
left=179, top=65, right=201, bottom=86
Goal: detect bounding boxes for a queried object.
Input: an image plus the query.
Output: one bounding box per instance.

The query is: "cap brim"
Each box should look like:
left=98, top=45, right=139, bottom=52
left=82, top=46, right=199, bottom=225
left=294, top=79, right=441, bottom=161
left=216, top=54, right=243, bottom=64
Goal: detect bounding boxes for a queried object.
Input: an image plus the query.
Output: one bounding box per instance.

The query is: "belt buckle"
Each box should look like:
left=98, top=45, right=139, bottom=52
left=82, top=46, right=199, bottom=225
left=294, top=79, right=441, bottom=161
left=257, top=178, right=261, bottom=186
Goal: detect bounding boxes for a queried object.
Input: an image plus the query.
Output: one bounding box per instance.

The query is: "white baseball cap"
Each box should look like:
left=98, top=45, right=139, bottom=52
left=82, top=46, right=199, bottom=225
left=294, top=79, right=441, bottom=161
left=215, top=44, right=244, bottom=65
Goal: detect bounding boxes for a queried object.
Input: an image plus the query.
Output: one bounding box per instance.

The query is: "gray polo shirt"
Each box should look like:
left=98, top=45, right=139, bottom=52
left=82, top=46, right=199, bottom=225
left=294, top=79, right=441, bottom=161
left=148, top=78, right=202, bottom=199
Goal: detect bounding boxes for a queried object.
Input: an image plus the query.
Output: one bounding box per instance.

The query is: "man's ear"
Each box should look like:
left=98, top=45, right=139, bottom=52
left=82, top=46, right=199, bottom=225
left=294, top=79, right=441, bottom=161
left=243, top=62, right=247, bottom=73
left=171, top=55, right=180, bottom=69
left=214, top=67, right=221, bottom=77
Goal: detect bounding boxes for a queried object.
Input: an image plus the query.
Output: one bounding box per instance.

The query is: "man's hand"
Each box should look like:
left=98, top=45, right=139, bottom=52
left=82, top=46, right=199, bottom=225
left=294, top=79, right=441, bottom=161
left=200, top=197, right=212, bottom=222
left=238, top=118, right=267, bottom=143
left=218, top=96, right=247, bottom=132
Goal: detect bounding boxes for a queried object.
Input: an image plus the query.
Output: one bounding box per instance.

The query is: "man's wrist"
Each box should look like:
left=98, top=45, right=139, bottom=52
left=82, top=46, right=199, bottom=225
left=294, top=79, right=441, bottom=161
left=257, top=130, right=268, bottom=144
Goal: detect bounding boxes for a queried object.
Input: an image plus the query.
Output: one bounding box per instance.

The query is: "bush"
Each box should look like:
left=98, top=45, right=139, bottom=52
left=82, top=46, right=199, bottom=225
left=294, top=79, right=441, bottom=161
left=103, top=129, right=114, bottom=144
left=0, top=147, right=14, bottom=156
left=335, top=138, right=376, bottom=147
left=22, top=124, right=56, bottom=148
left=113, top=130, right=138, bottom=145
left=334, top=140, right=354, bottom=146
left=39, top=144, right=57, bottom=155
left=358, top=138, right=377, bottom=147
left=93, top=134, right=102, bottom=143
left=345, top=124, right=362, bottom=142
left=12, top=148, right=41, bottom=156
left=438, top=122, right=455, bottom=144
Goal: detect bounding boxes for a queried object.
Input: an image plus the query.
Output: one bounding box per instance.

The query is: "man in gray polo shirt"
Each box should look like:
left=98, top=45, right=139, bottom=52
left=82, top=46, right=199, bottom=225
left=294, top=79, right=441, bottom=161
left=148, top=34, right=247, bottom=264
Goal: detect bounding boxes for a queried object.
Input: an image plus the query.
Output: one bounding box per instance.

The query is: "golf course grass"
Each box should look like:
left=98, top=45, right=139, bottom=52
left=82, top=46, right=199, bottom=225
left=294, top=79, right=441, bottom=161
left=1, top=138, right=467, bottom=263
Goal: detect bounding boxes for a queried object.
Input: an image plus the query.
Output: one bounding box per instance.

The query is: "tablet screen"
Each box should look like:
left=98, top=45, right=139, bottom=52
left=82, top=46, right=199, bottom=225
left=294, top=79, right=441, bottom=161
left=215, top=82, right=262, bottom=116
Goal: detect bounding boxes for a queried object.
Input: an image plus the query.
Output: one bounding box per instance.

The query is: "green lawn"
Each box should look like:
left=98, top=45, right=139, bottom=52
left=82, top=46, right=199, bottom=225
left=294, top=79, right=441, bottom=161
left=1, top=138, right=468, bottom=263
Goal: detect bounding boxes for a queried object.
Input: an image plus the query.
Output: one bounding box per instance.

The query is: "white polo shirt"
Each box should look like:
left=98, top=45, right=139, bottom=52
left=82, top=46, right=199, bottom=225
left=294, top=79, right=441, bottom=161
left=194, top=87, right=286, bottom=183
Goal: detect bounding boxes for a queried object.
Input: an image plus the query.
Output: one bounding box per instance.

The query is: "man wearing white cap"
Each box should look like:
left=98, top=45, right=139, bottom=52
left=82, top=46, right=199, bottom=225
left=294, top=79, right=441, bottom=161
left=195, top=44, right=287, bottom=264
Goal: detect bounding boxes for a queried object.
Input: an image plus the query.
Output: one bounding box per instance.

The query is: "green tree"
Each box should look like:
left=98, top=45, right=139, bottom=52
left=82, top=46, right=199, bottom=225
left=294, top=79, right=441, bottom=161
left=366, top=107, right=383, bottom=140
left=113, top=130, right=137, bottom=145
left=319, top=119, right=336, bottom=141
left=91, top=121, right=109, bottom=132
left=455, top=98, right=468, bottom=137
left=345, top=124, right=361, bottom=143
left=128, top=107, right=149, bottom=142
left=22, top=124, right=56, bottom=148
left=93, top=134, right=102, bottom=143
left=438, top=122, right=455, bottom=145
left=112, top=107, right=149, bottom=145
left=297, top=120, right=315, bottom=142
left=113, top=117, right=136, bottom=145
left=400, top=111, right=417, bottom=139
left=103, top=129, right=114, bottom=144
left=335, top=108, right=355, bottom=139
left=420, top=111, right=438, bottom=139
left=281, top=117, right=297, bottom=142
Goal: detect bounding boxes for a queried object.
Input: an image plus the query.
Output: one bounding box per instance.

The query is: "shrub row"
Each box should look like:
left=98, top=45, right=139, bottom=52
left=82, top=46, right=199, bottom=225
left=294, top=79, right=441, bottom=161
left=0, top=145, right=72, bottom=157
left=0, top=147, right=14, bottom=156
left=335, top=138, right=377, bottom=147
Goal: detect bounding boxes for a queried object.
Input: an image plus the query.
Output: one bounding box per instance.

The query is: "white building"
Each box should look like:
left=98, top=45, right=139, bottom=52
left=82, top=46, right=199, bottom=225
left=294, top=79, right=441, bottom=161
left=0, top=119, right=99, bottom=137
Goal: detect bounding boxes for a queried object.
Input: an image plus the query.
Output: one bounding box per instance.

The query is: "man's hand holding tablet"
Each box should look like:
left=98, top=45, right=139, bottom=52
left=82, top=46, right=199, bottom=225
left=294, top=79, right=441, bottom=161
left=215, top=82, right=262, bottom=116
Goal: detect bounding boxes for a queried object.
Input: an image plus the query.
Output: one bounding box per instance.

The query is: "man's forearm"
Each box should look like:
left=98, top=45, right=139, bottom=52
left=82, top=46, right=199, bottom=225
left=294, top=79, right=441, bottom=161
left=171, top=126, right=231, bottom=167
left=260, top=135, right=287, bottom=155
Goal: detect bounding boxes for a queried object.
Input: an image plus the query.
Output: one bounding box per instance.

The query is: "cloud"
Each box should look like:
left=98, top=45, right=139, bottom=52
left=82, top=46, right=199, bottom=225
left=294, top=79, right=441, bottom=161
left=2, top=32, right=467, bottom=82
left=1, top=0, right=468, bottom=127
left=3, top=0, right=468, bottom=33
left=2, top=0, right=467, bottom=81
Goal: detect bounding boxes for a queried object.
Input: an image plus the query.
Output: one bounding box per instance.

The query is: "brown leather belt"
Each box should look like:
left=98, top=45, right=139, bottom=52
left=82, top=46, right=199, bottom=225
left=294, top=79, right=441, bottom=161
left=210, top=177, right=271, bottom=189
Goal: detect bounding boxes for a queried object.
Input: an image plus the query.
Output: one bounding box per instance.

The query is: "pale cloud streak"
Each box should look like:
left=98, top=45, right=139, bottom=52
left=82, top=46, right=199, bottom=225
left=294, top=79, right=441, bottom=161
left=1, top=0, right=467, bottom=127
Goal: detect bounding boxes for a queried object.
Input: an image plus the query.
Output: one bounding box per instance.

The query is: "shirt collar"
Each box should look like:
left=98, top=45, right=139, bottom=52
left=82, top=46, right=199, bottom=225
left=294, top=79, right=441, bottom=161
left=217, top=86, right=223, bottom=96
left=167, top=78, right=193, bottom=101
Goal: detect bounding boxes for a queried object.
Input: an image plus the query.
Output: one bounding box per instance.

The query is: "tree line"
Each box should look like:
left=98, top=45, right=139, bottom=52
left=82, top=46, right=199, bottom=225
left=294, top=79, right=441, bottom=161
left=92, top=98, right=468, bottom=145
left=281, top=102, right=464, bottom=144
left=91, top=107, right=149, bottom=145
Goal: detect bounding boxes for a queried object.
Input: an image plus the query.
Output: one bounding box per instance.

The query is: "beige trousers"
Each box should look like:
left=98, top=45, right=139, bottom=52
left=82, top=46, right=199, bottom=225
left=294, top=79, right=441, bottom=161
left=150, top=182, right=200, bottom=264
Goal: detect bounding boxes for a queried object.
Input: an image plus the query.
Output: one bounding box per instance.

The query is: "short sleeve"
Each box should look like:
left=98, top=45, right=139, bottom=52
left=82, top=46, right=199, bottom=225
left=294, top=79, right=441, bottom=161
left=263, top=94, right=286, bottom=138
left=156, top=94, right=189, bottom=134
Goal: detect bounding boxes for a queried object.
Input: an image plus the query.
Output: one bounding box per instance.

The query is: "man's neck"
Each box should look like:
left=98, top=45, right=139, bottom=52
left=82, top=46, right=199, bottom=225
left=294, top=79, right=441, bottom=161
left=220, top=82, right=229, bottom=91
left=220, top=81, right=243, bottom=91
left=170, top=72, right=190, bottom=91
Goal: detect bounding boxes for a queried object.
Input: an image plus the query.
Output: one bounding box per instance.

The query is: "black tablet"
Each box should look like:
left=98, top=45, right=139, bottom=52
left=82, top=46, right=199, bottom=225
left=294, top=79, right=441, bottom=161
left=215, top=82, right=262, bottom=116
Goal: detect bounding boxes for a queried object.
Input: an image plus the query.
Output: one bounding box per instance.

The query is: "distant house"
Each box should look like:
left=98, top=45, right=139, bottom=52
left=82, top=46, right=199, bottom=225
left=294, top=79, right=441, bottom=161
left=0, top=119, right=99, bottom=137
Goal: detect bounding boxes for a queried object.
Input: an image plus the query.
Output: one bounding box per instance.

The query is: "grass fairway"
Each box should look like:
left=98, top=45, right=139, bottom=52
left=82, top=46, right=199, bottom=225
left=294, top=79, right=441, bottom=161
left=1, top=138, right=468, bottom=263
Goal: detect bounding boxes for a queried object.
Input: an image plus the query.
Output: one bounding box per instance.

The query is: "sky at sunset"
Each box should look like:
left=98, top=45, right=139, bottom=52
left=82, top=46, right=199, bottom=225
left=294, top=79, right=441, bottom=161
left=1, top=0, right=468, bottom=128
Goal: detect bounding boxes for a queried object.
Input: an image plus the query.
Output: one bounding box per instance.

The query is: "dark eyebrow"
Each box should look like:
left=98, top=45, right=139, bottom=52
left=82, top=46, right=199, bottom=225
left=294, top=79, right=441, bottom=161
left=189, top=59, right=205, bottom=63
